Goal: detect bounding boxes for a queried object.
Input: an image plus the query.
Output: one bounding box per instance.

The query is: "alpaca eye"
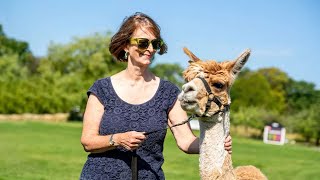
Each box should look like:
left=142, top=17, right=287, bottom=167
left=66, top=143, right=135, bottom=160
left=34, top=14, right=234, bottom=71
left=212, top=82, right=224, bottom=89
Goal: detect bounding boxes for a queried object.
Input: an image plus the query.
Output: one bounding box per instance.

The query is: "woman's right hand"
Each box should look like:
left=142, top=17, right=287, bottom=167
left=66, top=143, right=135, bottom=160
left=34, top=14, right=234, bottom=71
left=115, top=131, right=146, bottom=151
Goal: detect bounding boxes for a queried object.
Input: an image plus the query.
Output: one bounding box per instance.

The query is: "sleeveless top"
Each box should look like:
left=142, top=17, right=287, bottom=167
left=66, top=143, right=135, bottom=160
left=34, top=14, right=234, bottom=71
left=80, top=77, right=180, bottom=180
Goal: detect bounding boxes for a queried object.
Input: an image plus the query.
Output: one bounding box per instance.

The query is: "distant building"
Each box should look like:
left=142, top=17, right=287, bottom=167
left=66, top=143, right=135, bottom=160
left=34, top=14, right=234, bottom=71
left=263, top=122, right=286, bottom=145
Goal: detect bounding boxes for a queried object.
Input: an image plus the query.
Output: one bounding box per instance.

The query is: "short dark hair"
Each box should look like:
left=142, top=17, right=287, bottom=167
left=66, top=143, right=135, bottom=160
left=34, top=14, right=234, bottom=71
left=109, top=12, right=167, bottom=62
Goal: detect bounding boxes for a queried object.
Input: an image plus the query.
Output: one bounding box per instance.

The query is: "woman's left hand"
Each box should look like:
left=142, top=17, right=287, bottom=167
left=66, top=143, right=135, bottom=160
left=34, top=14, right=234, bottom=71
left=224, top=134, right=232, bottom=154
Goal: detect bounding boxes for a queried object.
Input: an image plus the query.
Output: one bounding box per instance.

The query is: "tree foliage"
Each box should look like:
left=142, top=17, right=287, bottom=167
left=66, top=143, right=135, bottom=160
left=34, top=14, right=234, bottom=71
left=257, top=67, right=289, bottom=112
left=0, top=28, right=126, bottom=113
left=285, top=79, right=318, bottom=113
left=0, top=27, right=184, bottom=113
left=230, top=67, right=320, bottom=145
left=1, top=24, right=320, bottom=145
left=231, top=71, right=279, bottom=111
left=150, top=63, right=184, bottom=87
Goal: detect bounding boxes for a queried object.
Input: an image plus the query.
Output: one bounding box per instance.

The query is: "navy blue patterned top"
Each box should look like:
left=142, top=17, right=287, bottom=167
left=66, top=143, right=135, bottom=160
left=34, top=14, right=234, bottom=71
left=80, top=77, right=180, bottom=180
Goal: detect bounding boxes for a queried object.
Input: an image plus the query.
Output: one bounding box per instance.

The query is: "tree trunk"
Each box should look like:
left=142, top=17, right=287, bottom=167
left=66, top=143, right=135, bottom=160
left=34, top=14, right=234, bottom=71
left=305, top=136, right=311, bottom=143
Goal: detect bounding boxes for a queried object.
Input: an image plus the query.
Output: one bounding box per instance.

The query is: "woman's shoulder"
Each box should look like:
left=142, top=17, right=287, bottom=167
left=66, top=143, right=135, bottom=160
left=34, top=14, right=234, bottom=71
left=158, top=78, right=181, bottom=95
left=95, top=76, right=110, bottom=82
left=89, top=77, right=112, bottom=91
left=159, top=78, right=179, bottom=88
left=92, top=77, right=111, bottom=85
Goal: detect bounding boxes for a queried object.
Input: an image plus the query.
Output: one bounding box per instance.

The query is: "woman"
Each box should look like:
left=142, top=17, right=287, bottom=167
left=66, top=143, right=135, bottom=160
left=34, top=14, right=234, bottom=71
left=80, top=12, right=232, bottom=180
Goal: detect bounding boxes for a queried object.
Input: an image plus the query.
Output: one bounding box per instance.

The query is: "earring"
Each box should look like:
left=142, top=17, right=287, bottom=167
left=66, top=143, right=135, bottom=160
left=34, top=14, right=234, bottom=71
left=124, top=51, right=129, bottom=60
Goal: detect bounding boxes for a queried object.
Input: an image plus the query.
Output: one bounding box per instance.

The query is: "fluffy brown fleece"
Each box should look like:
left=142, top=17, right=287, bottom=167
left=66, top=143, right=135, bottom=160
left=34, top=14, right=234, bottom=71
left=180, top=47, right=268, bottom=180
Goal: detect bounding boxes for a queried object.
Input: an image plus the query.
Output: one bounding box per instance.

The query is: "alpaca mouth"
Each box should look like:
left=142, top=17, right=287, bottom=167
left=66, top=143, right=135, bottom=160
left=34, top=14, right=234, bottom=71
left=180, top=99, right=197, bottom=105
left=184, top=99, right=197, bottom=103
left=178, top=93, right=198, bottom=110
left=180, top=100, right=198, bottom=111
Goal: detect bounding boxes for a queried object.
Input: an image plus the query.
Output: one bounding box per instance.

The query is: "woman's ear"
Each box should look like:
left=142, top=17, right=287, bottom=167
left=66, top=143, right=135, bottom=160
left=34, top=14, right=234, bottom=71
left=124, top=44, right=129, bottom=52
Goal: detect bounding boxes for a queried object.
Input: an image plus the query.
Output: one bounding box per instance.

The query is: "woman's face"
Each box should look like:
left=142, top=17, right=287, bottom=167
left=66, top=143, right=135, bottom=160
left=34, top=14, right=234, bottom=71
left=126, top=26, right=158, bottom=66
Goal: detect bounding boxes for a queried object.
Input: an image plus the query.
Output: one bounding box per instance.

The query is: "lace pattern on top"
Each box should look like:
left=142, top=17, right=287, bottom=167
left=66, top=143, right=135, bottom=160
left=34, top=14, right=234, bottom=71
left=80, top=77, right=180, bottom=180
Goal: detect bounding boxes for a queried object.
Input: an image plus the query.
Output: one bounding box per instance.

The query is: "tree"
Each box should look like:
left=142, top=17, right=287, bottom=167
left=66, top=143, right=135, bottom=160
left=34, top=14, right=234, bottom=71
left=285, top=79, right=318, bottom=113
left=231, top=106, right=279, bottom=137
left=46, top=32, right=126, bottom=79
left=0, top=24, right=38, bottom=74
left=150, top=63, right=184, bottom=87
left=257, top=68, right=289, bottom=112
left=0, top=30, right=127, bottom=113
left=231, top=71, right=280, bottom=112
left=0, top=55, right=29, bottom=81
left=37, top=32, right=127, bottom=113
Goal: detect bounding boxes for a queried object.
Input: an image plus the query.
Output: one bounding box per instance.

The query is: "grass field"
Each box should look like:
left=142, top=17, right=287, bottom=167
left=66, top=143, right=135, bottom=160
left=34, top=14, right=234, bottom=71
left=0, top=121, right=319, bottom=180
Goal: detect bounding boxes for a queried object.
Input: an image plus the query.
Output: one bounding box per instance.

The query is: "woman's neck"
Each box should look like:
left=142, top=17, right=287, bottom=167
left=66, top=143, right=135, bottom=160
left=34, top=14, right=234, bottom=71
left=111, top=64, right=159, bottom=105
left=124, top=64, right=154, bottom=84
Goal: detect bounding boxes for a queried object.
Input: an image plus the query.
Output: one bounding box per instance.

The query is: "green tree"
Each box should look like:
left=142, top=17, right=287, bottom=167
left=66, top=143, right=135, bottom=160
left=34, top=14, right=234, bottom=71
left=231, top=71, right=279, bottom=112
left=286, top=89, right=320, bottom=145
left=0, top=55, right=29, bottom=81
left=0, top=31, right=126, bottom=113
left=0, top=25, right=38, bottom=74
left=37, top=32, right=127, bottom=113
left=290, top=105, right=317, bottom=143
left=285, top=79, right=318, bottom=113
left=231, top=106, right=279, bottom=137
left=257, top=67, right=289, bottom=112
left=150, top=63, right=184, bottom=87
left=46, top=32, right=126, bottom=78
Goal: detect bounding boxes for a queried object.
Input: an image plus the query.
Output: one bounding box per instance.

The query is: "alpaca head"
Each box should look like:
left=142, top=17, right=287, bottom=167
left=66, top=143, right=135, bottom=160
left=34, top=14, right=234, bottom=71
left=178, top=47, right=251, bottom=119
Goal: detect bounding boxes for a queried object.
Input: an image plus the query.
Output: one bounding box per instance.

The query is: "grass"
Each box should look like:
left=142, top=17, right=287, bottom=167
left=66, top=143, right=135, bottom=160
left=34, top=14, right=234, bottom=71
left=0, top=121, right=86, bottom=180
left=0, top=121, right=319, bottom=180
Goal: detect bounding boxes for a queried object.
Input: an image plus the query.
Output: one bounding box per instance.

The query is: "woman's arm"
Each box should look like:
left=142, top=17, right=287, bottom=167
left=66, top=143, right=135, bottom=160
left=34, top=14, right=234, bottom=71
left=168, top=100, right=199, bottom=154
left=80, top=94, right=116, bottom=153
left=80, top=94, right=146, bottom=153
left=168, top=100, right=232, bottom=154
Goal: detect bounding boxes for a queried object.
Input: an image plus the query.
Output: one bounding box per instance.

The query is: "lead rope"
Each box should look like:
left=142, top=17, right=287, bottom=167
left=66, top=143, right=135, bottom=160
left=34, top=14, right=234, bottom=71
left=144, top=114, right=195, bottom=135
left=131, top=114, right=195, bottom=180
left=131, top=150, right=138, bottom=180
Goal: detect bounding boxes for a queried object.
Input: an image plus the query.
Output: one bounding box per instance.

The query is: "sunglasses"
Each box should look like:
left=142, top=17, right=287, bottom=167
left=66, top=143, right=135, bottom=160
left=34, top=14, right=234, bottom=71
left=129, top=38, right=164, bottom=51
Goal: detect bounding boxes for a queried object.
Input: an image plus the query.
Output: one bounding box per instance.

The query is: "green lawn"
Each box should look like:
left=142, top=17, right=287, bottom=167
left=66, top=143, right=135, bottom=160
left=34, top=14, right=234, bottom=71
left=0, top=121, right=319, bottom=180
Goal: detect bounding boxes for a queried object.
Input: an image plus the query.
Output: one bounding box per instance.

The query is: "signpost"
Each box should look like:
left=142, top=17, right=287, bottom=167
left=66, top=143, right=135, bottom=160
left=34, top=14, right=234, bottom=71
left=263, top=122, right=286, bottom=145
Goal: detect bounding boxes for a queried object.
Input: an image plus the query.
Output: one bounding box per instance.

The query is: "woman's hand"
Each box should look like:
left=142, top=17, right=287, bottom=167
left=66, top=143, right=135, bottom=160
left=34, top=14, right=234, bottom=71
left=224, top=134, right=232, bottom=154
left=115, top=131, right=146, bottom=151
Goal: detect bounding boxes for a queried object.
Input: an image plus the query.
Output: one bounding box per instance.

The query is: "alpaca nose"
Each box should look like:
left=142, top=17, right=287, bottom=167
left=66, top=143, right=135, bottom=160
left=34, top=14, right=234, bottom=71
left=182, top=83, right=196, bottom=94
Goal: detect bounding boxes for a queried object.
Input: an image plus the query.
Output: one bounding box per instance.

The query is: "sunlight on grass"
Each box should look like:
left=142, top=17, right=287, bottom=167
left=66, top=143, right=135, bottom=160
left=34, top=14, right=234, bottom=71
left=0, top=121, right=319, bottom=180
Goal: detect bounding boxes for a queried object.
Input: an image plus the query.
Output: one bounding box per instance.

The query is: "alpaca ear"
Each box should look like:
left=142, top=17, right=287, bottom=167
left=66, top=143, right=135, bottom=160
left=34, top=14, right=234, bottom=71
left=226, top=61, right=237, bottom=74
left=231, top=49, right=251, bottom=77
left=183, top=47, right=201, bottom=63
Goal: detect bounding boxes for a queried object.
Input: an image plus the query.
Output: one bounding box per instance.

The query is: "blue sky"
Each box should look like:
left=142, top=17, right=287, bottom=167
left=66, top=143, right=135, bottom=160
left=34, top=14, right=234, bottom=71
left=1, top=0, right=320, bottom=88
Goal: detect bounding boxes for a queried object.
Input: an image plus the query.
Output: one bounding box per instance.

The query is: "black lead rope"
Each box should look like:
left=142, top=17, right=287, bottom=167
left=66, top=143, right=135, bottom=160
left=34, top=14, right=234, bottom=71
left=144, top=115, right=195, bottom=135
left=131, top=150, right=138, bottom=180
left=131, top=115, right=195, bottom=180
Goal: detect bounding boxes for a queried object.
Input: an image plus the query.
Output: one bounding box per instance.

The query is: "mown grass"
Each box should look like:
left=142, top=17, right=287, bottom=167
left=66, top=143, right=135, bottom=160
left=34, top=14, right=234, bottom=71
left=0, top=121, right=319, bottom=180
left=0, top=121, right=86, bottom=180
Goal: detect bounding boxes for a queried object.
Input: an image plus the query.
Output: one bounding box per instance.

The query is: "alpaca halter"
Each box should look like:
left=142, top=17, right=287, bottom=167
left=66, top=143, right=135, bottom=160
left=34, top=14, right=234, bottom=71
left=144, top=77, right=230, bottom=134
left=197, top=77, right=230, bottom=117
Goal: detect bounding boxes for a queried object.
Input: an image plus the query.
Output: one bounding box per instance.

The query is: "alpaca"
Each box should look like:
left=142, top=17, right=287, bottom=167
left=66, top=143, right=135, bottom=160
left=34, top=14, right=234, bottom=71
left=178, top=48, right=267, bottom=180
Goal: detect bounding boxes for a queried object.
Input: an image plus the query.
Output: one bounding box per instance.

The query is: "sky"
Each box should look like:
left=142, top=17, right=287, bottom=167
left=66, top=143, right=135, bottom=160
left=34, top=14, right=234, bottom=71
left=1, top=0, right=320, bottom=89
